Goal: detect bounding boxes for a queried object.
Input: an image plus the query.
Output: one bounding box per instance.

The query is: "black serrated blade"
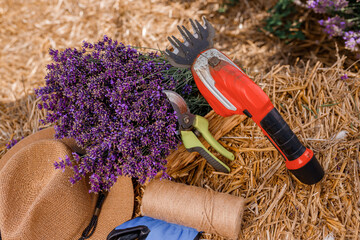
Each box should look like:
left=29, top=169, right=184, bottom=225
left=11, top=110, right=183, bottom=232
left=164, top=16, right=215, bottom=68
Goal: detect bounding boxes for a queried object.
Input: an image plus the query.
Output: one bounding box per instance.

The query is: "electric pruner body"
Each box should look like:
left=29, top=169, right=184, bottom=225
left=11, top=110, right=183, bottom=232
left=165, top=17, right=324, bottom=185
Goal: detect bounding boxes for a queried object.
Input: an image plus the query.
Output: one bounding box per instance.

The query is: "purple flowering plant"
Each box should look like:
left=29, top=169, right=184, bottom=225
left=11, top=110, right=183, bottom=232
left=307, top=0, right=360, bottom=52
left=6, top=139, right=18, bottom=149
left=35, top=36, right=188, bottom=192
left=307, top=0, right=349, bottom=13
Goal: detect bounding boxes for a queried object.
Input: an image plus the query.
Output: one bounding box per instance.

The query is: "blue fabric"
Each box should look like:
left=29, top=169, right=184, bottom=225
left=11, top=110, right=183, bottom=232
left=115, top=216, right=199, bottom=240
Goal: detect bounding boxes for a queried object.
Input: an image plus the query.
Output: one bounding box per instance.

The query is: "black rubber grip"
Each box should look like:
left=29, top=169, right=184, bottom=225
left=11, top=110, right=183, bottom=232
left=289, top=154, right=324, bottom=185
left=260, top=108, right=306, bottom=161
left=261, top=108, right=324, bottom=185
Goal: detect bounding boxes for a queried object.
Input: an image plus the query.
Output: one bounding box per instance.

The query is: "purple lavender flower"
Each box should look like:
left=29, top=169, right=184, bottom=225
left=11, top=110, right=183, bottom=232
left=307, top=0, right=349, bottom=13
left=306, top=0, right=360, bottom=53
left=340, top=74, right=349, bottom=80
left=182, top=84, right=193, bottom=95
left=6, top=139, right=18, bottom=149
left=35, top=36, right=179, bottom=192
left=343, top=31, right=360, bottom=52
left=319, top=16, right=349, bottom=37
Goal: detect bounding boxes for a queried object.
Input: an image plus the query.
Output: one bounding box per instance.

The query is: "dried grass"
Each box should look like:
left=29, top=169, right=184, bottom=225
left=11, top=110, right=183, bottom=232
left=1, top=0, right=360, bottom=239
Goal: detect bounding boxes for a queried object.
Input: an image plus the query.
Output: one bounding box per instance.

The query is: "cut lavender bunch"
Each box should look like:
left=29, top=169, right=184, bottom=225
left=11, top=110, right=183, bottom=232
left=35, top=36, right=180, bottom=192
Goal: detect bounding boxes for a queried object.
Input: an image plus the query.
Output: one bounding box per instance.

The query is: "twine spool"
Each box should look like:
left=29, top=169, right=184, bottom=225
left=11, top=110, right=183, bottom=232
left=141, top=180, right=245, bottom=240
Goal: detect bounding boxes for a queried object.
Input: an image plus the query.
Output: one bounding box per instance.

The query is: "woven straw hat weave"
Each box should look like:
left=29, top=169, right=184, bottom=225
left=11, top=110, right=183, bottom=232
left=0, top=127, right=134, bottom=240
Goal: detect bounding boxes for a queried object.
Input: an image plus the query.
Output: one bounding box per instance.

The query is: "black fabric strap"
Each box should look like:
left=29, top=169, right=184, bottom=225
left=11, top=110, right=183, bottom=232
left=194, top=232, right=203, bottom=240
left=79, top=192, right=108, bottom=240
left=107, top=225, right=150, bottom=240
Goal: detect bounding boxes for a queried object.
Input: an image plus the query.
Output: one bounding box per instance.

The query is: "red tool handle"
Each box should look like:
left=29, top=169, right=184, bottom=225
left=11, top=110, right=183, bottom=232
left=191, top=56, right=324, bottom=185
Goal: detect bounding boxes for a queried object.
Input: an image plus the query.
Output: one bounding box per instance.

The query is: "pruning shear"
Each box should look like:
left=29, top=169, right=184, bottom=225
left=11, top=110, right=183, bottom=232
left=164, top=90, right=234, bottom=173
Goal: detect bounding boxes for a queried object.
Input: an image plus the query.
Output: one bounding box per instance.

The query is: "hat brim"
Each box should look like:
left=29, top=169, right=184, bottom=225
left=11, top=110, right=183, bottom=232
left=0, top=127, right=134, bottom=239
left=0, top=127, right=84, bottom=171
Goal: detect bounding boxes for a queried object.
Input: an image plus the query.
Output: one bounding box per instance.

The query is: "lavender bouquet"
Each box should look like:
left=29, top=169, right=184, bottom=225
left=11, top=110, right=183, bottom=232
left=36, top=36, right=182, bottom=192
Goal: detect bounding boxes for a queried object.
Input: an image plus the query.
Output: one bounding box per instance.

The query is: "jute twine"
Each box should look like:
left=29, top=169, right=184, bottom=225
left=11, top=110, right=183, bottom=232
left=141, top=179, right=245, bottom=240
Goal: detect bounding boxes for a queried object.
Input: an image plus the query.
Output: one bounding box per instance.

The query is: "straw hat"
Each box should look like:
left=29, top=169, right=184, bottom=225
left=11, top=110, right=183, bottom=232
left=0, top=127, right=134, bottom=240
